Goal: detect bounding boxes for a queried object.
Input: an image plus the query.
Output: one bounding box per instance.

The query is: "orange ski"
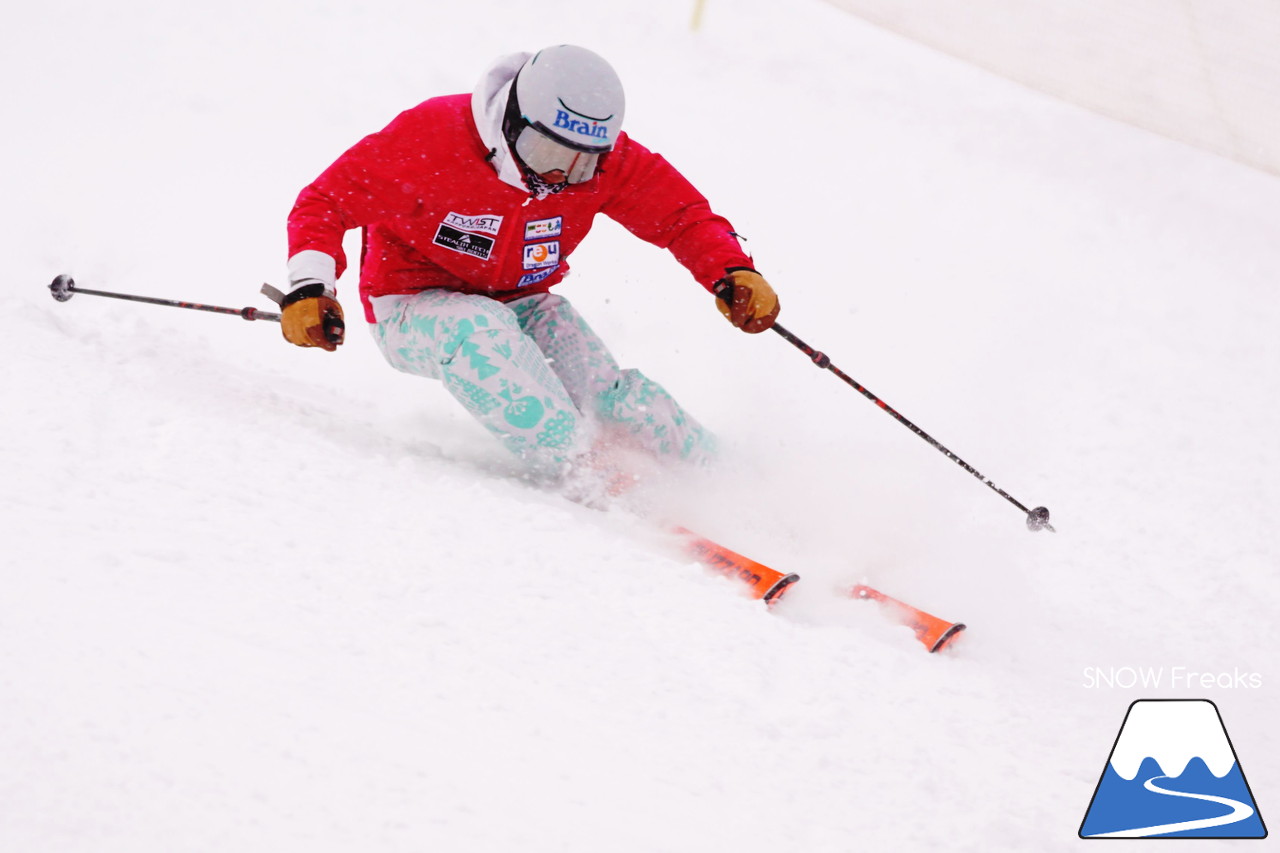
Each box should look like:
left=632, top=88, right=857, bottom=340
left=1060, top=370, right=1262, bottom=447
left=673, top=527, right=799, bottom=605
left=850, top=584, right=965, bottom=653
left=672, top=529, right=964, bottom=653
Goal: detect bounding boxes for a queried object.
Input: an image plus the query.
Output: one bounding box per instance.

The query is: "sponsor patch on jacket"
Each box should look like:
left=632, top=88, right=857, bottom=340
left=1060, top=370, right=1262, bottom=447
left=443, top=212, right=503, bottom=237
left=434, top=224, right=495, bottom=260
left=517, top=266, right=559, bottom=287
left=524, top=217, right=562, bottom=240
left=522, top=241, right=560, bottom=269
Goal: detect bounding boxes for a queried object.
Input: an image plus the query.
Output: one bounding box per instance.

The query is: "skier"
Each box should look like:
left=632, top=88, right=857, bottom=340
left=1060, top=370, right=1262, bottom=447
left=279, top=44, right=779, bottom=496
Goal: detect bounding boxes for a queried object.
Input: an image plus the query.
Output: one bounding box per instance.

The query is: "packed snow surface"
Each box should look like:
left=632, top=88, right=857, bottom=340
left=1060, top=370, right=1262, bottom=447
left=3, top=1, right=1277, bottom=850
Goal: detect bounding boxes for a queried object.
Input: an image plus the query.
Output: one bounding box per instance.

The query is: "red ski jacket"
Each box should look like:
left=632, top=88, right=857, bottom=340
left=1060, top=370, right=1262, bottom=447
left=288, top=93, right=752, bottom=322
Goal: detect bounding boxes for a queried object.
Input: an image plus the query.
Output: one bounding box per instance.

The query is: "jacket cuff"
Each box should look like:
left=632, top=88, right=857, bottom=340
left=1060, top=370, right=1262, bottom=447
left=287, top=249, right=337, bottom=296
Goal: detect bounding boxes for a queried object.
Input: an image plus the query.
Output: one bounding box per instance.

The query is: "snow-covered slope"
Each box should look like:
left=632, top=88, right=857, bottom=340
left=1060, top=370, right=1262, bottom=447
left=3, top=1, right=1277, bottom=850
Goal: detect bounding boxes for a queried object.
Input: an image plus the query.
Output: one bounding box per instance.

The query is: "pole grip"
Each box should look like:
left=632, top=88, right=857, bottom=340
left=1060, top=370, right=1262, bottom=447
left=322, top=315, right=345, bottom=347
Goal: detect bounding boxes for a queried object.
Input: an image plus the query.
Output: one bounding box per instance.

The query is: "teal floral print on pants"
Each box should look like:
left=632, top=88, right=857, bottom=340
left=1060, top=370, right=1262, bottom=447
left=371, top=290, right=716, bottom=474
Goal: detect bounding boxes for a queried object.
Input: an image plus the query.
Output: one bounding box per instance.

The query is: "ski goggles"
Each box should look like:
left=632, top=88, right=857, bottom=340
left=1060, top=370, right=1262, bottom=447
left=512, top=123, right=607, bottom=184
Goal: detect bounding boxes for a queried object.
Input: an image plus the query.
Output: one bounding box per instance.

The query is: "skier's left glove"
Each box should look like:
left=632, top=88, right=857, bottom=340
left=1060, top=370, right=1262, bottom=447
left=714, top=268, right=780, bottom=334
left=281, top=284, right=345, bottom=352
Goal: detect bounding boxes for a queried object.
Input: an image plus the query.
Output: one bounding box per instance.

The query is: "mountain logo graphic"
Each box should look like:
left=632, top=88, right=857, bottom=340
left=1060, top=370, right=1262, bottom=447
left=1080, top=699, right=1267, bottom=838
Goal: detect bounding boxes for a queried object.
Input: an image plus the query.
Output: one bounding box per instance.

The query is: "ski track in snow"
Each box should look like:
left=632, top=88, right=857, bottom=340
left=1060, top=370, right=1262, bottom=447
left=3, top=0, right=1278, bottom=851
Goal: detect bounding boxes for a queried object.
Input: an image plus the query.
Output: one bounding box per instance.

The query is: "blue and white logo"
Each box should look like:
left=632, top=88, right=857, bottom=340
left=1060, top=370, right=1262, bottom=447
left=1080, top=700, right=1267, bottom=839
left=553, top=110, right=609, bottom=142
left=516, top=266, right=557, bottom=288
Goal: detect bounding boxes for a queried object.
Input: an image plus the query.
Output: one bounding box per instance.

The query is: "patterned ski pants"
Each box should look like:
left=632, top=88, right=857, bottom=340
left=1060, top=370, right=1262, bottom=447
left=370, top=290, right=716, bottom=475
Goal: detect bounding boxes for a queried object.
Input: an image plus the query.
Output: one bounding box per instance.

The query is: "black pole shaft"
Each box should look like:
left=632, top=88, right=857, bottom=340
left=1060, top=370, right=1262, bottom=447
left=769, top=322, right=1037, bottom=516
left=713, top=272, right=1052, bottom=529
left=50, top=276, right=279, bottom=322
left=72, top=287, right=281, bottom=321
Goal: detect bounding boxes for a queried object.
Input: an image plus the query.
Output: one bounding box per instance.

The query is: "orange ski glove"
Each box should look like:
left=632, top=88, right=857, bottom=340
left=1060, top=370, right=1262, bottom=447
left=281, top=286, right=345, bottom=352
left=715, top=268, right=780, bottom=334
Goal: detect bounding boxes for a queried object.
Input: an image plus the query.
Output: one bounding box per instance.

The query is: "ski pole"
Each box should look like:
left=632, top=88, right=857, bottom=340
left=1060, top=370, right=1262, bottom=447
left=50, top=274, right=279, bottom=321
left=47, top=274, right=343, bottom=344
left=716, top=282, right=1053, bottom=532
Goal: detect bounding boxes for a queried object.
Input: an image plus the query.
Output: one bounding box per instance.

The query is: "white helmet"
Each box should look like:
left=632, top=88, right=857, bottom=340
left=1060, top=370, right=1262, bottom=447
left=504, top=45, right=625, bottom=184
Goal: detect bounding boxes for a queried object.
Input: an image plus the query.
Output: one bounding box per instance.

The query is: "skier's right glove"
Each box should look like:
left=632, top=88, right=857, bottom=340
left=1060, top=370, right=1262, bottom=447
left=281, top=284, right=345, bottom=352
